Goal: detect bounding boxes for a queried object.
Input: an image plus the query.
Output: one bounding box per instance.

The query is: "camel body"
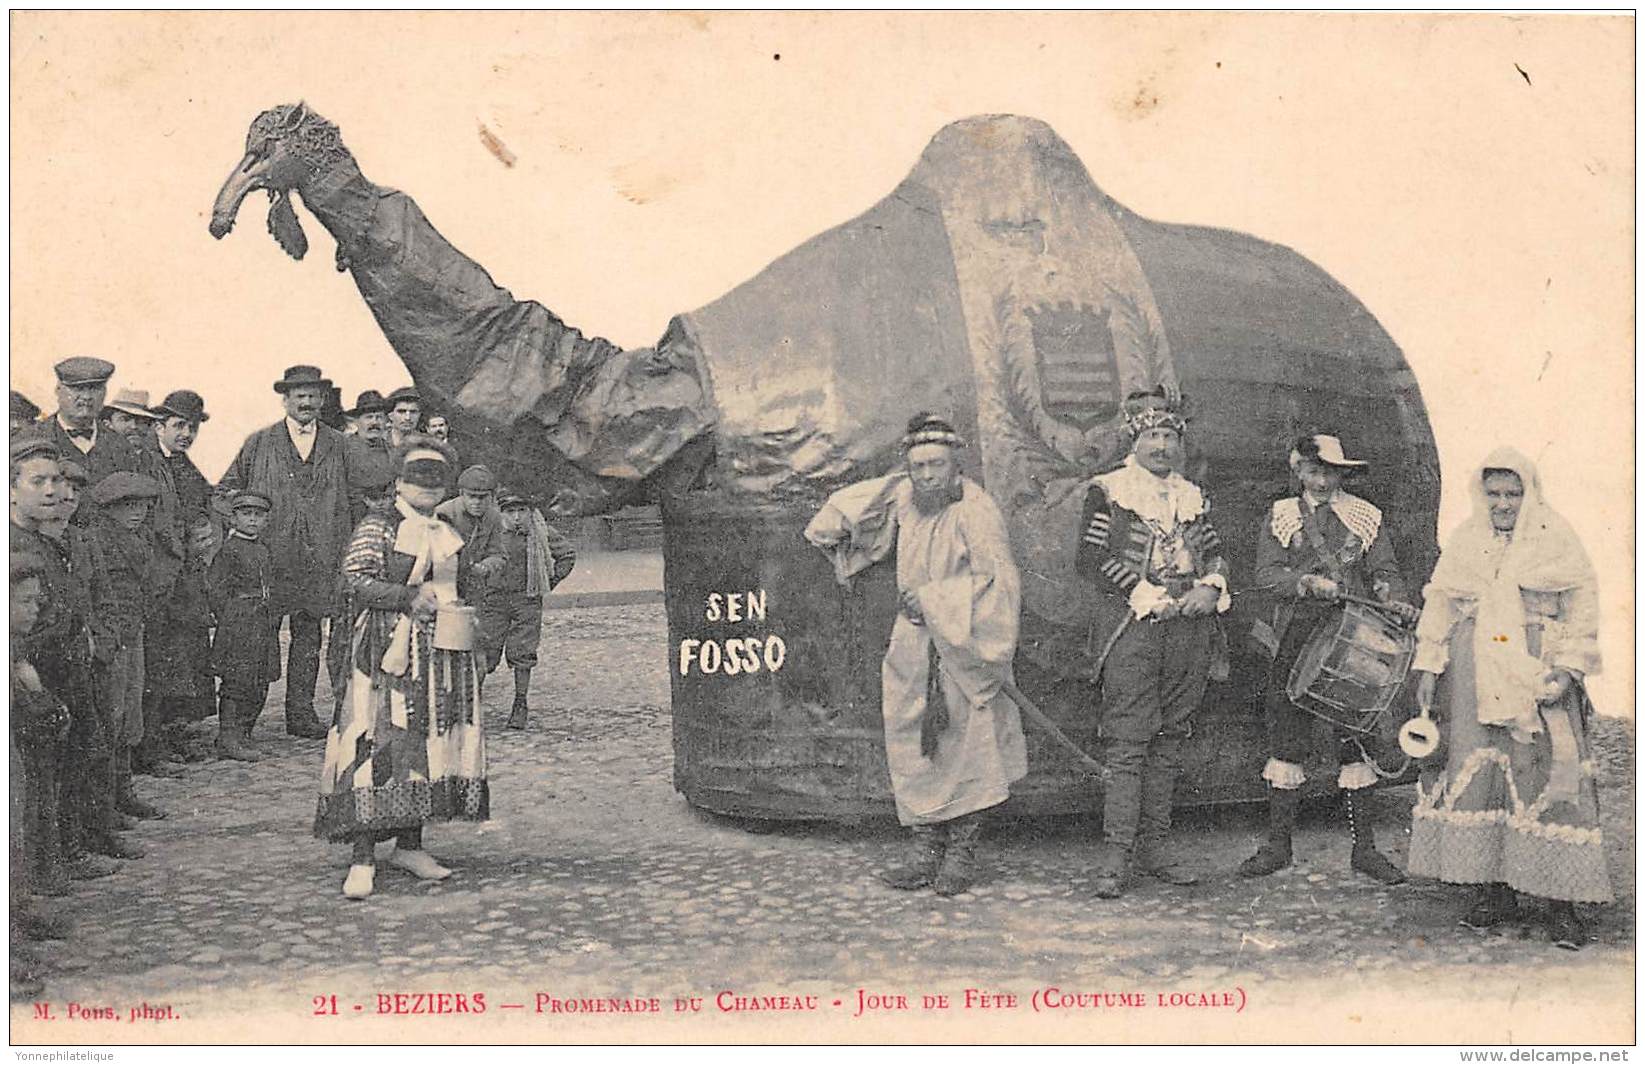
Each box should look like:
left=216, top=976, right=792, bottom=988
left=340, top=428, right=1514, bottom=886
left=212, top=107, right=1439, bottom=817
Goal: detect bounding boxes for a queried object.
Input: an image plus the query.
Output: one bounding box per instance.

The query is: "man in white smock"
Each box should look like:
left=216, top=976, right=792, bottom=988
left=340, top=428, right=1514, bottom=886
left=806, top=413, right=1028, bottom=896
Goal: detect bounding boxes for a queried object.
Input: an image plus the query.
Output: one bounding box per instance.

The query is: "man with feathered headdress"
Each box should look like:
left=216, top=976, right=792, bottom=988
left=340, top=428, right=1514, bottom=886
left=1075, top=390, right=1229, bottom=898
left=806, top=413, right=1028, bottom=897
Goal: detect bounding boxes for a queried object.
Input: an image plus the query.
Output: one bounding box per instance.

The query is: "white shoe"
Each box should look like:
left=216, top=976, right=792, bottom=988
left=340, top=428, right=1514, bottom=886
left=342, top=863, right=375, bottom=899
left=388, top=847, right=452, bottom=881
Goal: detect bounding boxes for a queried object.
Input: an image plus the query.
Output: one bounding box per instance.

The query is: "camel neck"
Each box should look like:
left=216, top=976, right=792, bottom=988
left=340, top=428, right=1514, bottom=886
left=299, top=159, right=379, bottom=249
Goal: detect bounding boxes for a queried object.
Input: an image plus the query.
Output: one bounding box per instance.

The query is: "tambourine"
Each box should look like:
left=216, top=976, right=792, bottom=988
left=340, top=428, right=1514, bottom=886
left=1399, top=709, right=1441, bottom=759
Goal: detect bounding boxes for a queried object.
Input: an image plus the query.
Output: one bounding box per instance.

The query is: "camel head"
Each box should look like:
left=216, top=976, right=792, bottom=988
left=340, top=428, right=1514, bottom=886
left=208, top=103, right=348, bottom=260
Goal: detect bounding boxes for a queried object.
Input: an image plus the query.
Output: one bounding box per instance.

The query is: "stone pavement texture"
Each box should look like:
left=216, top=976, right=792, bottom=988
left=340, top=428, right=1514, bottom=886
left=11, top=604, right=1634, bottom=1044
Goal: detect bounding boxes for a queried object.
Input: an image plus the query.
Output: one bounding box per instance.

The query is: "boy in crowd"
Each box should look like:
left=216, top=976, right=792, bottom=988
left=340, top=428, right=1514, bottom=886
left=11, top=551, right=72, bottom=999
left=209, top=492, right=281, bottom=761
left=87, top=470, right=165, bottom=856
left=484, top=488, right=576, bottom=729
left=9, top=437, right=121, bottom=883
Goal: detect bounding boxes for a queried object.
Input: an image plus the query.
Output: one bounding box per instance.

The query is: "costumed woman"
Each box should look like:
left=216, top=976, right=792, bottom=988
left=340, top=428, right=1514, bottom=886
left=1407, top=447, right=1611, bottom=949
left=313, top=435, right=488, bottom=900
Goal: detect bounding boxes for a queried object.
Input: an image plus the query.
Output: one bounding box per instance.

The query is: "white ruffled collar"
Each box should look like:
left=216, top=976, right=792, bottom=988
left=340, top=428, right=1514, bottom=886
left=1095, top=456, right=1206, bottom=529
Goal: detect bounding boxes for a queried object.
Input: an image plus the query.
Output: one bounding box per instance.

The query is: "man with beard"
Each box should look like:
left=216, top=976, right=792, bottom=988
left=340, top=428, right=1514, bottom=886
left=41, top=358, right=138, bottom=500
left=218, top=366, right=351, bottom=740
left=806, top=414, right=1028, bottom=897
left=1075, top=399, right=1229, bottom=898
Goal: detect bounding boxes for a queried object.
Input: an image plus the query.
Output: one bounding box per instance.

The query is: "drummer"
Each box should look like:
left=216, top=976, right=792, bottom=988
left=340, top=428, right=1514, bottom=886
left=1238, top=433, right=1420, bottom=884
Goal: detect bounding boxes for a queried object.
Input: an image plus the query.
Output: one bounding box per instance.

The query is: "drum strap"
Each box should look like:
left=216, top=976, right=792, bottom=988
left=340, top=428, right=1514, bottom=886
left=1300, top=500, right=1347, bottom=587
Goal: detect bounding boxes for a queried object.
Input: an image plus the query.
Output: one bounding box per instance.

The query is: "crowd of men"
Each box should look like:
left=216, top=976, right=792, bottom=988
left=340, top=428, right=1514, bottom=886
left=9, top=357, right=575, bottom=998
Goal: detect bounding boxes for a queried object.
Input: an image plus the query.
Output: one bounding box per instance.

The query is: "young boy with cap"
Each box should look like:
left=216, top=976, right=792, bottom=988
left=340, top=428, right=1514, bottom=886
left=87, top=470, right=166, bottom=853
left=10, top=436, right=123, bottom=882
left=208, top=491, right=282, bottom=761
left=485, top=488, right=576, bottom=728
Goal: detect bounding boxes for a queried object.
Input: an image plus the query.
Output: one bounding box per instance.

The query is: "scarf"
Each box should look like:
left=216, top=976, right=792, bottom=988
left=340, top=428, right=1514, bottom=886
left=391, top=497, right=465, bottom=595
left=1424, top=447, right=1593, bottom=738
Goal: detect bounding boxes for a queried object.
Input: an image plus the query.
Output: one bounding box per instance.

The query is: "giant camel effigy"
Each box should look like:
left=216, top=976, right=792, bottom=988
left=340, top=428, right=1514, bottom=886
left=210, top=104, right=1439, bottom=818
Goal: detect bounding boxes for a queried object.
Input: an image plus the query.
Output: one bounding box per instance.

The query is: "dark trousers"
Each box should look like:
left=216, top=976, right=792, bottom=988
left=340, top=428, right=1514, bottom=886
left=479, top=594, right=543, bottom=675
left=19, top=740, right=62, bottom=887
left=283, top=611, right=324, bottom=719
left=1098, top=615, right=1215, bottom=851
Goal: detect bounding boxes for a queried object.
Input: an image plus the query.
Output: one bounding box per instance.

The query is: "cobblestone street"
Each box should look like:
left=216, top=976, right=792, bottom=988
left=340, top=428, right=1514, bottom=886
left=12, top=604, right=1634, bottom=1045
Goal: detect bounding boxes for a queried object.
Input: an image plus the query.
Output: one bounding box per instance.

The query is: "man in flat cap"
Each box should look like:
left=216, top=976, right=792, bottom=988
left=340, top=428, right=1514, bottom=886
left=42, top=358, right=139, bottom=501
left=217, top=365, right=351, bottom=740
left=385, top=386, right=423, bottom=450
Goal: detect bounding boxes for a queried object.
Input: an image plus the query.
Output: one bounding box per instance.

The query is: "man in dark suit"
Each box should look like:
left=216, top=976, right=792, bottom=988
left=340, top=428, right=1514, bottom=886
left=41, top=358, right=138, bottom=504
left=218, top=366, right=352, bottom=740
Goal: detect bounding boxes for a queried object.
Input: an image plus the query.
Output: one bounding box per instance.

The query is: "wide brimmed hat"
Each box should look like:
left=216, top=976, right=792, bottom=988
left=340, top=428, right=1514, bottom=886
left=1290, top=433, right=1367, bottom=471
left=152, top=390, right=210, bottom=423
left=346, top=389, right=388, bottom=418
left=273, top=365, right=333, bottom=394
left=101, top=388, right=159, bottom=421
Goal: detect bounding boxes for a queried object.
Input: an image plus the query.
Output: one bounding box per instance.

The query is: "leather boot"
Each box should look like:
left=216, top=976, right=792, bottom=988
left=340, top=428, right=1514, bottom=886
left=114, top=747, right=165, bottom=820
left=1134, top=737, right=1197, bottom=885
left=284, top=709, right=329, bottom=740
left=934, top=813, right=985, bottom=896
left=1345, top=788, right=1406, bottom=884
left=1461, top=883, right=1519, bottom=931
left=85, top=828, right=144, bottom=861
left=1546, top=900, right=1587, bottom=950
left=1240, top=786, right=1301, bottom=878
left=1091, top=842, right=1130, bottom=900
left=507, top=668, right=531, bottom=730
left=878, top=825, right=947, bottom=890
left=214, top=700, right=259, bottom=762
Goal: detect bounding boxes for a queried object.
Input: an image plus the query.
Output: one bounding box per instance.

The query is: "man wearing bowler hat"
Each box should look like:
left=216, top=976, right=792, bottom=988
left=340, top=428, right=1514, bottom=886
left=342, top=390, right=394, bottom=528
left=42, top=357, right=138, bottom=498
left=138, top=391, right=215, bottom=765
left=150, top=390, right=214, bottom=525
left=218, top=365, right=352, bottom=739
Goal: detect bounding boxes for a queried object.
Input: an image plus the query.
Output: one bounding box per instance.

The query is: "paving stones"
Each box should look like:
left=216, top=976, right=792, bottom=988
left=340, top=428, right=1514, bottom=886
left=14, top=603, right=1636, bottom=1017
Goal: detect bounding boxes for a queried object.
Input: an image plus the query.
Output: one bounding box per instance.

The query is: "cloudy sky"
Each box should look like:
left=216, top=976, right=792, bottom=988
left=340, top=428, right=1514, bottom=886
left=10, top=11, right=1632, bottom=708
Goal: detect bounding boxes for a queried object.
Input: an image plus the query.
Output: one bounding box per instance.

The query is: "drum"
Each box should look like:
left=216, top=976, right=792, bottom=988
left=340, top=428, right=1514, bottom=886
left=1286, top=600, right=1416, bottom=736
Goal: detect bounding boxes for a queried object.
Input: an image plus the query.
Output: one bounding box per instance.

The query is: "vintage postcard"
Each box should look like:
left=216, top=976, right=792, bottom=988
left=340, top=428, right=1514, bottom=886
left=6, top=10, right=1634, bottom=1048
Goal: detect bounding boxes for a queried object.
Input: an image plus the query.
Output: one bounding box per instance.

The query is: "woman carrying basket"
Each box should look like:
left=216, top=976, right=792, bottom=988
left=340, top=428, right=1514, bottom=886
left=1238, top=434, right=1420, bottom=883
left=313, top=435, right=489, bottom=900
left=1406, top=448, right=1610, bottom=949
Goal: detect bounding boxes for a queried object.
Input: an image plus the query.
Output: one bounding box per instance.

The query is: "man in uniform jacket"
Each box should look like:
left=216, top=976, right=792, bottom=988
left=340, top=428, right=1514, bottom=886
left=217, top=365, right=351, bottom=739
left=1075, top=399, right=1230, bottom=899
left=40, top=357, right=139, bottom=506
